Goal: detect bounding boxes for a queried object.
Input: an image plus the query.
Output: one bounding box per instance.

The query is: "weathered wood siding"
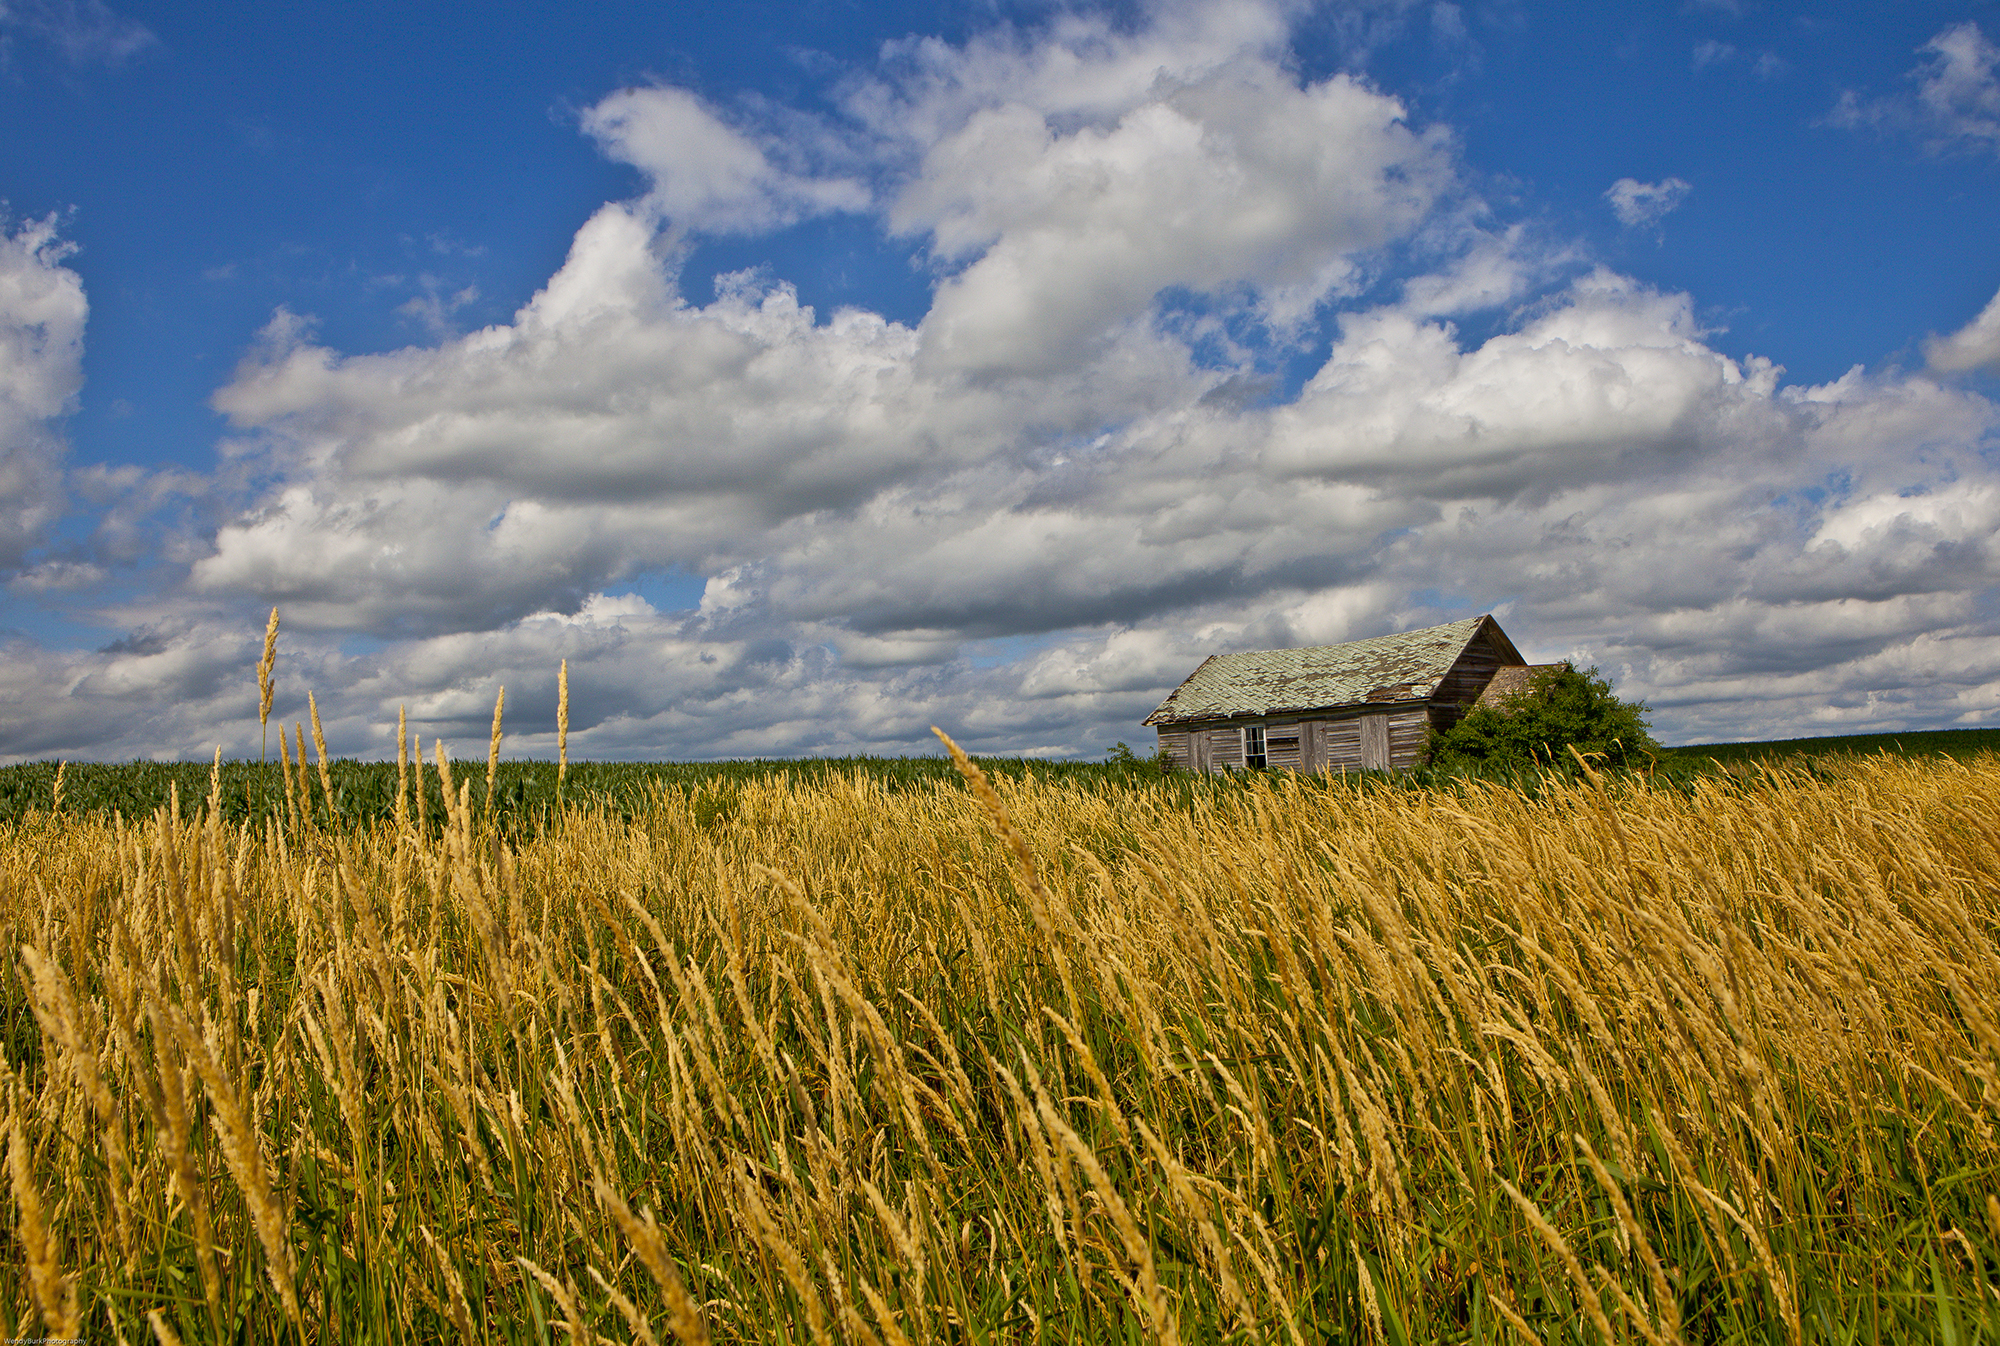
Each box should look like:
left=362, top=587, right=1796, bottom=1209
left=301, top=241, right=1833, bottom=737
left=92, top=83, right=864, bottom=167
left=1266, top=724, right=1303, bottom=771
left=1163, top=705, right=1431, bottom=773
left=1207, top=728, right=1243, bottom=771
left=1358, top=713, right=1386, bottom=769
left=1388, top=708, right=1429, bottom=768
left=1320, top=712, right=1368, bottom=768
left=1429, top=622, right=1524, bottom=733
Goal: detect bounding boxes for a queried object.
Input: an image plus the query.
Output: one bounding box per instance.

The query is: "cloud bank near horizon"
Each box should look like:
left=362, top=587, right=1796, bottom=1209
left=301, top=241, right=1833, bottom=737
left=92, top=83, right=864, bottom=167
left=4, top=3, right=2000, bottom=763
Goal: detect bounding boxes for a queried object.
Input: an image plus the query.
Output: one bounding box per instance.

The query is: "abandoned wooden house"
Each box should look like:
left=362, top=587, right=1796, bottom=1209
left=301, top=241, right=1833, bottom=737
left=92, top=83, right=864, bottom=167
left=1143, top=614, right=1563, bottom=773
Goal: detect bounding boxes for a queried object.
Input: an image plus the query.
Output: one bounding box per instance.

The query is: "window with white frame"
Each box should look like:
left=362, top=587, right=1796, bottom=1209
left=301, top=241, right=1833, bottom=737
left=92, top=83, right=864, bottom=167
left=1242, top=724, right=1267, bottom=769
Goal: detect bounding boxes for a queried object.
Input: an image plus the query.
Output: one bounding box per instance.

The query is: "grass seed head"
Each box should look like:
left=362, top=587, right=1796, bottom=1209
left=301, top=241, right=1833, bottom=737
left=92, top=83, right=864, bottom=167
left=558, top=658, right=569, bottom=785
left=256, top=606, right=279, bottom=727
left=486, top=684, right=505, bottom=815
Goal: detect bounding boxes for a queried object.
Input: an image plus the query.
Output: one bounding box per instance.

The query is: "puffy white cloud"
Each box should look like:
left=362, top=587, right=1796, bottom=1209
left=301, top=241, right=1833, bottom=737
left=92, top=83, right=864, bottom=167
left=1603, top=176, right=1690, bottom=228
left=6, top=0, right=2000, bottom=762
left=901, top=59, right=1449, bottom=373
left=1927, top=282, right=2000, bottom=373
left=582, top=87, right=870, bottom=234
left=1266, top=270, right=1787, bottom=496
left=0, top=215, right=82, bottom=571
left=195, top=203, right=1020, bottom=632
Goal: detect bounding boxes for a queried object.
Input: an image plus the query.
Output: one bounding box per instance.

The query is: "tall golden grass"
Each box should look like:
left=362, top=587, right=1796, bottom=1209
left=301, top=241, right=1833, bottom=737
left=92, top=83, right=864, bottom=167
left=0, top=726, right=1997, bottom=1341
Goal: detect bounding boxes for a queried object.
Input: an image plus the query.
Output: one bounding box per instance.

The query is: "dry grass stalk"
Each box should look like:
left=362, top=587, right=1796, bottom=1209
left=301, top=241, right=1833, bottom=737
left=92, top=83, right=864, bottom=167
left=413, top=728, right=428, bottom=835
left=486, top=684, right=505, bottom=817
left=590, top=1262, right=663, bottom=1346
left=276, top=722, right=300, bottom=830
left=293, top=722, right=310, bottom=824
left=397, top=703, right=410, bottom=834
left=308, top=690, right=335, bottom=821
left=161, top=1000, right=300, bottom=1322
left=1575, top=1132, right=1680, bottom=1343
left=256, top=605, right=278, bottom=762
left=418, top=1222, right=477, bottom=1342
left=558, top=658, right=569, bottom=786
left=1495, top=1174, right=1617, bottom=1343
left=8, top=1107, right=78, bottom=1338
left=517, top=1256, right=590, bottom=1346
left=1482, top=1280, right=1542, bottom=1343
left=146, top=1307, right=185, bottom=1346
left=149, top=1019, right=220, bottom=1327
left=18, top=943, right=132, bottom=1259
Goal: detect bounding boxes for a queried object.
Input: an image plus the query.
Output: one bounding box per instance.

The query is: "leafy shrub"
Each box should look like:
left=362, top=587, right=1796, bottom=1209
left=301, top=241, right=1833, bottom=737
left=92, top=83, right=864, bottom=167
left=1427, top=662, right=1657, bottom=770
left=1106, top=740, right=1172, bottom=772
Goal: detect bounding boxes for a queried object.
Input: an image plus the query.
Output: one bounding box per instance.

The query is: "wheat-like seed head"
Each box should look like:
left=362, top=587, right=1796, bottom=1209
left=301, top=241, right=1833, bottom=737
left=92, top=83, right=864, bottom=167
left=147, top=1307, right=187, bottom=1346
left=1575, top=1132, right=1682, bottom=1344
left=9, top=1110, right=78, bottom=1338
left=590, top=1263, right=663, bottom=1346
left=518, top=1255, right=591, bottom=1346
left=417, top=1224, right=477, bottom=1340
left=396, top=704, right=409, bottom=834
left=164, top=1002, right=300, bottom=1322
left=1482, top=1282, right=1541, bottom=1344
left=50, top=760, right=63, bottom=814
left=308, top=690, right=335, bottom=820
left=413, top=730, right=428, bottom=835
left=1351, top=1238, right=1385, bottom=1343
left=293, top=723, right=310, bottom=826
left=256, top=606, right=279, bottom=727
left=558, top=658, right=570, bottom=786
left=434, top=738, right=453, bottom=809
left=1495, top=1174, right=1617, bottom=1343
left=145, top=1005, right=220, bottom=1325
left=276, top=721, right=300, bottom=830
left=486, top=685, right=505, bottom=816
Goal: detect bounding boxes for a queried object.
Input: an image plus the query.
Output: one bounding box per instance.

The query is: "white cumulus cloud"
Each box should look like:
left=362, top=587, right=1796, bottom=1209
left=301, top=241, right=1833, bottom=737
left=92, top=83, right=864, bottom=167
left=582, top=86, right=870, bottom=234
left=1604, top=176, right=1691, bottom=229
left=0, top=215, right=83, bottom=571
left=896, top=57, right=1451, bottom=374
left=5, top=0, right=2000, bottom=762
left=1926, top=281, right=2000, bottom=374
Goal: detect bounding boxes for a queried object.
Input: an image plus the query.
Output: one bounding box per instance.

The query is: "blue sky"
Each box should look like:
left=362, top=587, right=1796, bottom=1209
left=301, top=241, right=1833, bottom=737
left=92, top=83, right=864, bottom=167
left=2, top=0, right=1998, bottom=760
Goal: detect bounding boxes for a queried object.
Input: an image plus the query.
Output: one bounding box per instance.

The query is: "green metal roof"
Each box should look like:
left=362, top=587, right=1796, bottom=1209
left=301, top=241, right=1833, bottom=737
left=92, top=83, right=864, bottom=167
left=1143, top=616, right=1494, bottom=726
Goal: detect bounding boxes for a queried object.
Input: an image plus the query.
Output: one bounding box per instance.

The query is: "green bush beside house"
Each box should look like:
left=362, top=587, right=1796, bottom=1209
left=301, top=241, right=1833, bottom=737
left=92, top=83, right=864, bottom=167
left=1425, top=662, right=1658, bottom=770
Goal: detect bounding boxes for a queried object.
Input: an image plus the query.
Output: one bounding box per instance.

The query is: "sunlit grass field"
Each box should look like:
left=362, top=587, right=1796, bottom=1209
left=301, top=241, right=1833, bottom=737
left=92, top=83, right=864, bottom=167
left=1, top=737, right=1998, bottom=1342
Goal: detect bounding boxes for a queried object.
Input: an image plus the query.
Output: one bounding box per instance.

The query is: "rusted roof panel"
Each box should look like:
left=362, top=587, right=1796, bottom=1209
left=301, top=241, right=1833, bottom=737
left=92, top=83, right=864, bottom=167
left=1143, top=616, right=1493, bottom=726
